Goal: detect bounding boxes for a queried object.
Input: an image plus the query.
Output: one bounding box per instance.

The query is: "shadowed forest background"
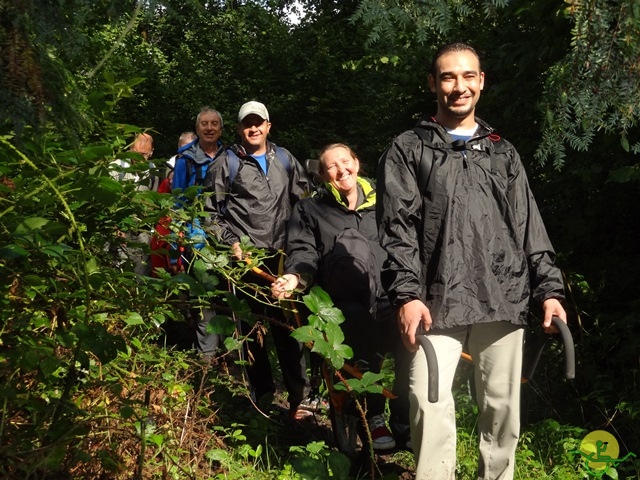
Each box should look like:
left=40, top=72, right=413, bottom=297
left=1, top=0, right=639, bottom=478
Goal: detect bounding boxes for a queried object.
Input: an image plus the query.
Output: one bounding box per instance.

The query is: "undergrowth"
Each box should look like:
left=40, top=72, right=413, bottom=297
left=1, top=80, right=638, bottom=479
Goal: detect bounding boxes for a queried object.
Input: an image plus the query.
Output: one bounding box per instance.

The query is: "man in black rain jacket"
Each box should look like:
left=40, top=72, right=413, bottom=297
left=376, top=43, right=567, bottom=480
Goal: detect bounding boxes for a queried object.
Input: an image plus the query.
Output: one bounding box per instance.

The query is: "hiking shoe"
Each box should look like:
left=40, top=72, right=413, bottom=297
left=392, top=420, right=412, bottom=451
left=289, top=407, right=314, bottom=421
left=368, top=414, right=396, bottom=451
left=298, top=395, right=328, bottom=413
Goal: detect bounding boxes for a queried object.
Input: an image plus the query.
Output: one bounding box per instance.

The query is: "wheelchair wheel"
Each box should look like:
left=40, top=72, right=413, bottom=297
left=328, top=388, right=362, bottom=458
left=322, top=363, right=363, bottom=457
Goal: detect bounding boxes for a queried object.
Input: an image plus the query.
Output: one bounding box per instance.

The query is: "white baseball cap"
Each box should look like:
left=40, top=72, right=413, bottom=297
left=238, top=101, right=269, bottom=122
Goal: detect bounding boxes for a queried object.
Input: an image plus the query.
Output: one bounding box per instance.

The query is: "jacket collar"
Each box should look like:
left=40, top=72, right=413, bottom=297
left=233, top=141, right=274, bottom=159
left=181, top=138, right=224, bottom=164
left=416, top=116, right=494, bottom=142
left=323, top=177, right=376, bottom=211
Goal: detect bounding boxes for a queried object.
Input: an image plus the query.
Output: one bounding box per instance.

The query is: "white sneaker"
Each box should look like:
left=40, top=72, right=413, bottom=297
left=368, top=414, right=396, bottom=451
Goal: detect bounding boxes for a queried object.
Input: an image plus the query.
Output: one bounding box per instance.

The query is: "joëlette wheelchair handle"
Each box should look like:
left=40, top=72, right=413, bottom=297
left=416, top=316, right=575, bottom=404
left=551, top=316, right=575, bottom=380
left=415, top=333, right=439, bottom=403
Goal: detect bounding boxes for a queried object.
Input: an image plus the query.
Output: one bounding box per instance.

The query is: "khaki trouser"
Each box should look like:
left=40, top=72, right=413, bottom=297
left=410, top=322, right=524, bottom=480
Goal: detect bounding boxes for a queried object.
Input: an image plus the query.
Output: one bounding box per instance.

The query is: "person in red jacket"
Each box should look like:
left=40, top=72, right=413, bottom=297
left=150, top=131, right=197, bottom=275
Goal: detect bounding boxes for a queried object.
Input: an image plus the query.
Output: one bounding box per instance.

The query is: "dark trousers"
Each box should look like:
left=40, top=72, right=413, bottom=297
left=383, top=305, right=411, bottom=426
left=236, top=256, right=309, bottom=411
left=338, top=301, right=385, bottom=418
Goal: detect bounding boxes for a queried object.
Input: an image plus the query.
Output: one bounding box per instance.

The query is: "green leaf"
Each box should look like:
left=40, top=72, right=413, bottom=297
left=303, top=286, right=334, bottom=313
left=74, top=323, right=127, bottom=364
left=125, top=312, right=144, bottom=326
left=191, top=260, right=219, bottom=290
left=125, top=77, right=146, bottom=88
left=147, top=434, right=165, bottom=447
left=39, top=355, right=62, bottom=377
left=207, top=315, right=237, bottom=336
left=20, top=349, right=42, bottom=371
left=223, top=336, right=243, bottom=353
left=605, top=467, right=619, bottom=479
left=355, top=371, right=384, bottom=394
left=41, top=244, right=73, bottom=258
left=311, top=336, right=351, bottom=370
left=170, top=272, right=201, bottom=290
left=119, top=405, right=135, bottom=419
left=15, top=217, right=49, bottom=233
left=327, top=451, right=351, bottom=480
left=324, top=322, right=346, bottom=346
left=608, top=165, right=640, bottom=183
left=43, top=445, right=66, bottom=470
left=290, top=456, right=329, bottom=479
left=0, top=244, right=30, bottom=259
left=85, top=257, right=99, bottom=274
left=205, top=448, right=231, bottom=462
left=317, top=306, right=345, bottom=325
left=224, top=292, right=252, bottom=318
left=291, top=325, right=325, bottom=345
left=79, top=145, right=114, bottom=161
left=621, top=135, right=630, bottom=152
left=79, top=176, right=123, bottom=205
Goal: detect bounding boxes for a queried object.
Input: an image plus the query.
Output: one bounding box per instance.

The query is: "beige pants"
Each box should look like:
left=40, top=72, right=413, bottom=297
left=410, top=322, right=524, bottom=480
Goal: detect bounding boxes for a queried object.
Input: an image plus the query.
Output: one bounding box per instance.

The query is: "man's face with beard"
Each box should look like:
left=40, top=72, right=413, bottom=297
left=429, top=49, right=485, bottom=128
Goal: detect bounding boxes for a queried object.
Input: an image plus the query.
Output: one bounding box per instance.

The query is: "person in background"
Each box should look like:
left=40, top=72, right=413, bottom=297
left=203, top=101, right=313, bottom=419
left=151, top=130, right=202, bottom=352
left=170, top=109, right=225, bottom=361
left=376, top=42, right=567, bottom=479
left=173, top=108, right=224, bottom=191
left=151, top=131, right=198, bottom=270
left=271, top=143, right=399, bottom=451
left=110, top=132, right=157, bottom=189
left=158, top=131, right=197, bottom=194
left=110, top=132, right=157, bottom=276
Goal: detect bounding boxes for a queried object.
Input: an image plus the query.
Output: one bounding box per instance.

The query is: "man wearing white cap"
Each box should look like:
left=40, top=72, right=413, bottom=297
left=204, top=101, right=313, bottom=419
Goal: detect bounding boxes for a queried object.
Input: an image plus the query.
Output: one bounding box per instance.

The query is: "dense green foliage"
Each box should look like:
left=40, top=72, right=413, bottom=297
left=1, top=0, right=639, bottom=478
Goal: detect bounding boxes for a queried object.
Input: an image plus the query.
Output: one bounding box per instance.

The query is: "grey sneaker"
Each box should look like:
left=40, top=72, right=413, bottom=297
left=368, top=414, right=396, bottom=451
left=298, top=395, right=328, bottom=413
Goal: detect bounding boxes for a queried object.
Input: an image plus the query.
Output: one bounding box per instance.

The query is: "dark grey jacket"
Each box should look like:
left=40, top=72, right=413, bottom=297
left=203, top=141, right=312, bottom=251
left=376, top=117, right=565, bottom=328
left=284, top=178, right=385, bottom=293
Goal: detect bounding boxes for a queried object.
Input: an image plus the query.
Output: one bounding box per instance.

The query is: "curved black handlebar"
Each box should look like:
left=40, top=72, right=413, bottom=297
left=416, top=315, right=575, bottom=403
left=415, top=335, right=439, bottom=403
left=551, top=316, right=575, bottom=380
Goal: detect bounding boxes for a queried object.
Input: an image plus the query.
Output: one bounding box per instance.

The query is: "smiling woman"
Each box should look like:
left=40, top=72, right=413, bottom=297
left=319, top=144, right=361, bottom=210
left=272, top=141, right=405, bottom=453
